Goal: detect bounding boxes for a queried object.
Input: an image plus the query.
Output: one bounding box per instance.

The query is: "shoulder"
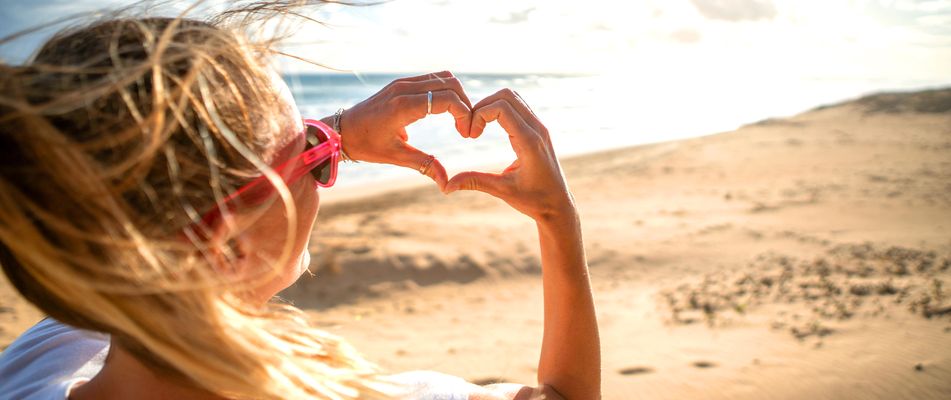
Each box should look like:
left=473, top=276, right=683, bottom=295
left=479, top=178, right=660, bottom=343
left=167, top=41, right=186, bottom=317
left=0, top=318, right=109, bottom=400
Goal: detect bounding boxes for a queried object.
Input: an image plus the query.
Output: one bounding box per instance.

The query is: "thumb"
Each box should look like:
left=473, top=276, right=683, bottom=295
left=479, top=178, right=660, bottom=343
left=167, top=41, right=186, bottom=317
left=446, top=171, right=507, bottom=197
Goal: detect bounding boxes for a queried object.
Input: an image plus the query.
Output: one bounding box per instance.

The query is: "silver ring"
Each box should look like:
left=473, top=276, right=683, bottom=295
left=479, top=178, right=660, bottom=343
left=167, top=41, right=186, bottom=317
left=418, top=154, right=435, bottom=175
left=426, top=91, right=433, bottom=115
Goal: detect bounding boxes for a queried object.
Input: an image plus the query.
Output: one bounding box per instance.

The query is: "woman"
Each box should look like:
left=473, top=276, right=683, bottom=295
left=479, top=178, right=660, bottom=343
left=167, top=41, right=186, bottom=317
left=0, top=4, right=599, bottom=400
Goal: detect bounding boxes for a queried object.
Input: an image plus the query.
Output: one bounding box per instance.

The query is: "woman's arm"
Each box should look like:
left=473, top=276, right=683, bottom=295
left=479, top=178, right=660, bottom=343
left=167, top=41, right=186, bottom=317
left=536, top=210, right=599, bottom=400
left=446, top=89, right=601, bottom=400
left=328, top=73, right=600, bottom=398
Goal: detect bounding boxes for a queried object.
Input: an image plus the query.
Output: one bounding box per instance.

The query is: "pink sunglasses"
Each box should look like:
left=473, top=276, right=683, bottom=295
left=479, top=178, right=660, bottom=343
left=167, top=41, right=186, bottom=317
left=194, top=119, right=341, bottom=231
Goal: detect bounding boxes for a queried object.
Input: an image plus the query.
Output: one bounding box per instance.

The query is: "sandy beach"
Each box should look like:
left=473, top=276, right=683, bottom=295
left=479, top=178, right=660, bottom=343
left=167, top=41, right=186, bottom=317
left=2, top=88, right=950, bottom=399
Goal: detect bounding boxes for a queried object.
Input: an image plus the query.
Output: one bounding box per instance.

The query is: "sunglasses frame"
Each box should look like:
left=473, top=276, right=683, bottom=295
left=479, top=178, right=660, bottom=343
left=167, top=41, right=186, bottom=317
left=298, top=118, right=341, bottom=188
left=193, top=118, right=341, bottom=230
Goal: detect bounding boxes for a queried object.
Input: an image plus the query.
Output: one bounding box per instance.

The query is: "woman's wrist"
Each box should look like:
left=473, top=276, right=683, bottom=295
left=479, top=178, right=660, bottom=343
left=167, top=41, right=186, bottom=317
left=532, top=190, right=578, bottom=224
left=535, top=202, right=580, bottom=234
left=334, top=108, right=356, bottom=162
left=321, top=110, right=355, bottom=162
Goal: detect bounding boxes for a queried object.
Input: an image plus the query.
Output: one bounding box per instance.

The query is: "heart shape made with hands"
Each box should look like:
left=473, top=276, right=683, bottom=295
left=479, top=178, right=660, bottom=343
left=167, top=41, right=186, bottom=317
left=437, top=88, right=568, bottom=221
left=414, top=90, right=536, bottom=195
left=341, top=72, right=558, bottom=219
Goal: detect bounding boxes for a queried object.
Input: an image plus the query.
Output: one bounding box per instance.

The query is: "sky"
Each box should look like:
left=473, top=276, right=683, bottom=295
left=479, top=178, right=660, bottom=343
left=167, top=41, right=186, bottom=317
left=0, top=0, right=948, bottom=185
left=1, top=0, right=950, bottom=82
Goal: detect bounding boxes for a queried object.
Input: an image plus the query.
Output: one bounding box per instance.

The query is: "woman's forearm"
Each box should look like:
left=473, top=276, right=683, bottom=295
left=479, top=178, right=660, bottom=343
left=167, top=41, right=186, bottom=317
left=535, top=210, right=601, bottom=400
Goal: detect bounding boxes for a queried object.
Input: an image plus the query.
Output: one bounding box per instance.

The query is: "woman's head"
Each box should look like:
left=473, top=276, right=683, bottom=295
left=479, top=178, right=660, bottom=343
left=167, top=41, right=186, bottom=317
left=0, top=6, right=385, bottom=399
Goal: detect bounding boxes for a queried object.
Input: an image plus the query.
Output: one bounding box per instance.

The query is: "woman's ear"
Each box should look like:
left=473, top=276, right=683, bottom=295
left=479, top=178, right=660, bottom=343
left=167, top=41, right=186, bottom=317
left=205, top=214, right=253, bottom=277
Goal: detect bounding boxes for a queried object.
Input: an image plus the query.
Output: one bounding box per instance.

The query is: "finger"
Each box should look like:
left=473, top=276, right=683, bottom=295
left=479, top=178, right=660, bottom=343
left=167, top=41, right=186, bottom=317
left=391, top=70, right=455, bottom=84
left=389, top=76, right=473, bottom=111
left=428, top=158, right=449, bottom=193
left=394, top=90, right=472, bottom=136
left=392, top=144, right=448, bottom=191
left=472, top=88, right=544, bottom=133
left=445, top=170, right=507, bottom=197
left=513, top=90, right=537, bottom=117
left=469, top=99, right=540, bottom=159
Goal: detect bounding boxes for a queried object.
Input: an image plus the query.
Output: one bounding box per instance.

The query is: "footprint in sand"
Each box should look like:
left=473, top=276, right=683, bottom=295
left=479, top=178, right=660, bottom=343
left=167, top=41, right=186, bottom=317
left=692, top=361, right=717, bottom=369
left=618, top=366, right=655, bottom=375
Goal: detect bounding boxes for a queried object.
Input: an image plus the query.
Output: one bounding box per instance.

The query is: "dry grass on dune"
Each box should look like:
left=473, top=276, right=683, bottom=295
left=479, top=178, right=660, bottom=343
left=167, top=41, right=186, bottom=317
left=660, top=243, right=951, bottom=339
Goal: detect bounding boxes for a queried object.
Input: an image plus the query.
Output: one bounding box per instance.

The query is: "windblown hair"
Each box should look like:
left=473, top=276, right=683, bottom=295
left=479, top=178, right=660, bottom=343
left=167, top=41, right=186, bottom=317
left=0, top=2, right=390, bottom=399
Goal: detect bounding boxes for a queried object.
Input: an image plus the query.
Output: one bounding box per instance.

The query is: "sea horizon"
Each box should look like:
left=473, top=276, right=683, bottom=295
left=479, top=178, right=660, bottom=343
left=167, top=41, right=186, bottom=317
left=285, top=71, right=951, bottom=188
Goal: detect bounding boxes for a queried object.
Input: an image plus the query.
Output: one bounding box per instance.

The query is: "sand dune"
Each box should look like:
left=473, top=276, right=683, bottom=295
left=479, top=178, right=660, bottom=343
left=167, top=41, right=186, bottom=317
left=3, top=88, right=951, bottom=399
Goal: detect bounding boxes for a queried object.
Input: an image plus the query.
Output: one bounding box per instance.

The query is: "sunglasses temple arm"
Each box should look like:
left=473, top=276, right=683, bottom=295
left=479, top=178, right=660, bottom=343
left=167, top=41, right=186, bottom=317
left=288, top=144, right=337, bottom=183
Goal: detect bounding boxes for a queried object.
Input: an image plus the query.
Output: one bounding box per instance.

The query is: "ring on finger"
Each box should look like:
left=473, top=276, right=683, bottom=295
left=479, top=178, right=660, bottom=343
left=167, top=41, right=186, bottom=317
left=418, top=154, right=435, bottom=175
left=426, top=90, right=433, bottom=115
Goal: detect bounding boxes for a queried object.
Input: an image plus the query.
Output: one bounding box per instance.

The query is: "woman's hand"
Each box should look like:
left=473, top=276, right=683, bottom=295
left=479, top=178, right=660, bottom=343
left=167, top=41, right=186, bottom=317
left=445, top=89, right=575, bottom=222
left=335, top=71, right=473, bottom=191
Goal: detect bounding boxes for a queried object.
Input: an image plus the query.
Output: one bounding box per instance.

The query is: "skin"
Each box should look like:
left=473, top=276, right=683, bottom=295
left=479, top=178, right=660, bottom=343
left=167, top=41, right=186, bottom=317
left=70, top=71, right=600, bottom=400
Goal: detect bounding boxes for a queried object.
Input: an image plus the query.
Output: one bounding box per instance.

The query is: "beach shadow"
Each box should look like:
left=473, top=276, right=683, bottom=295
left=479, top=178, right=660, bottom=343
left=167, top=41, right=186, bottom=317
left=471, top=377, right=512, bottom=385
left=278, top=250, right=540, bottom=310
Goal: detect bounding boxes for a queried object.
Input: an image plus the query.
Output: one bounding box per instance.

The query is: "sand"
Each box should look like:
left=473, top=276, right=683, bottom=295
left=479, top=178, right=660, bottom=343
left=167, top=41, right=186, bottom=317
left=2, top=88, right=950, bottom=399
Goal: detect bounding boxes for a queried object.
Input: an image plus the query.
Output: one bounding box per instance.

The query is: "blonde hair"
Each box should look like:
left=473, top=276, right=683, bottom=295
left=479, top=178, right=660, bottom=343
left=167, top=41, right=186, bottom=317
left=0, top=2, right=391, bottom=399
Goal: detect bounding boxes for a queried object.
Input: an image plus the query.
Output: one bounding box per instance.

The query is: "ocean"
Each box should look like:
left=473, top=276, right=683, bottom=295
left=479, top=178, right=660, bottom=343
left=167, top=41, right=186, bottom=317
left=284, top=72, right=947, bottom=188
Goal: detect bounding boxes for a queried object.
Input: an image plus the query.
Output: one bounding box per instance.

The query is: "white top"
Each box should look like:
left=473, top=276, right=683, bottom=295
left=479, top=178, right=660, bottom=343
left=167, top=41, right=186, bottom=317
left=0, top=318, right=470, bottom=400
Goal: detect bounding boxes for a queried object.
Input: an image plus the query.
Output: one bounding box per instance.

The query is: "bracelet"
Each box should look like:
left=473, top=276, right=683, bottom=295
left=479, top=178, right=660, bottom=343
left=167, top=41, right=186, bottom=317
left=333, top=107, right=355, bottom=163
